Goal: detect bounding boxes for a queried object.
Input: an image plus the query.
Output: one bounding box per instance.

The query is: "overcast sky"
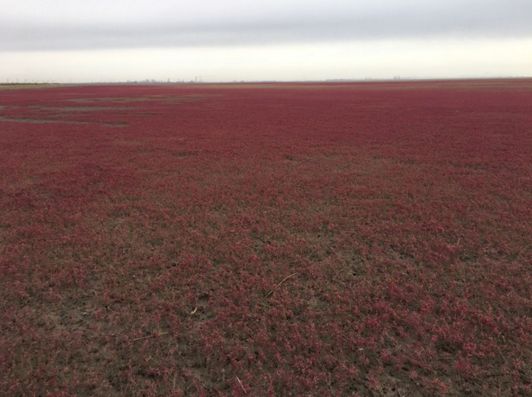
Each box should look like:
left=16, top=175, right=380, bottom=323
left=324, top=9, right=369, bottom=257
left=1, top=0, right=531, bottom=82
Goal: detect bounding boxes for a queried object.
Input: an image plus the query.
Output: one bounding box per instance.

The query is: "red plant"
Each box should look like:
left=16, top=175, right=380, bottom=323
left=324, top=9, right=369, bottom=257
left=0, top=80, right=531, bottom=395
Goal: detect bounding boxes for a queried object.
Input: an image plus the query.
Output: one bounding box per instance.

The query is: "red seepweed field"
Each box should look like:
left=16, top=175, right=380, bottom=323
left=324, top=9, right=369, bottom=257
left=0, top=80, right=531, bottom=396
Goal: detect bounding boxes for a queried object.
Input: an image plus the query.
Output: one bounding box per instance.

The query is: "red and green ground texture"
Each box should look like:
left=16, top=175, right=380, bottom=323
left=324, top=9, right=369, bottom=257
left=0, top=80, right=531, bottom=396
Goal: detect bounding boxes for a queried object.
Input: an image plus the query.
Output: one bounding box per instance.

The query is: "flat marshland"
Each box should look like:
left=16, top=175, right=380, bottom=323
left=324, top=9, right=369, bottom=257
left=0, top=80, right=531, bottom=395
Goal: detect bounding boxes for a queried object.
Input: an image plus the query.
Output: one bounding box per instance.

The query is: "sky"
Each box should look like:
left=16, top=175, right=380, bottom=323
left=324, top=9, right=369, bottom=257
left=1, top=0, right=531, bottom=82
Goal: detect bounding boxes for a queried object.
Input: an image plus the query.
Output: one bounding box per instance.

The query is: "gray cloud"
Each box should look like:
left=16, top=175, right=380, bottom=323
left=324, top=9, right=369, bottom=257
left=1, top=0, right=532, bottom=51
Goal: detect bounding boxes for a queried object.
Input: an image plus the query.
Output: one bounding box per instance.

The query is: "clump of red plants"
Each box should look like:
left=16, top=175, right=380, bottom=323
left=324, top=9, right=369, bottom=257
left=0, top=80, right=531, bottom=396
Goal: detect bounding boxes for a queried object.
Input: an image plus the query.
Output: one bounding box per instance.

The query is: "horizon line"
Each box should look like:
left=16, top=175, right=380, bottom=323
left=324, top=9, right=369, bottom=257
left=2, top=76, right=532, bottom=86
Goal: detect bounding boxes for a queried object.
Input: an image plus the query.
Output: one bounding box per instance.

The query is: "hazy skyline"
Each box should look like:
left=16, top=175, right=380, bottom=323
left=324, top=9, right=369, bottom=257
left=1, top=0, right=531, bottom=82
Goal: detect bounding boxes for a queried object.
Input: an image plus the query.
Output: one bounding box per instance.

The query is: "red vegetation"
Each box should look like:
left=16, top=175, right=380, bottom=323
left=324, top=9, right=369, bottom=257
left=0, top=80, right=531, bottom=396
